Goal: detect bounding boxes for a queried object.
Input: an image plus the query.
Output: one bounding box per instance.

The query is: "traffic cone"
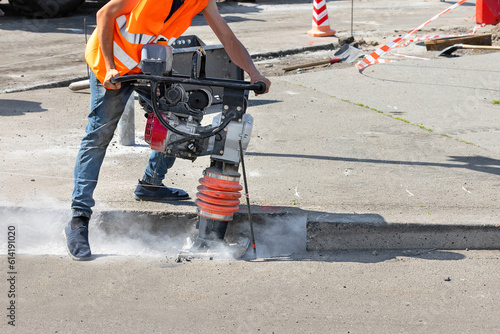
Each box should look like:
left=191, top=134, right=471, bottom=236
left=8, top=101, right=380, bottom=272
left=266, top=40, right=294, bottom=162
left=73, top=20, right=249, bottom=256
left=307, top=0, right=336, bottom=37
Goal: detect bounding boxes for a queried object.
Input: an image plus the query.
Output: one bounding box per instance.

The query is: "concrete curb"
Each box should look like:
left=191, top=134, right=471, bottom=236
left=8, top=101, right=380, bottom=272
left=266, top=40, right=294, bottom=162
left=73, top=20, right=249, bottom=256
left=307, top=218, right=500, bottom=251
left=250, top=42, right=337, bottom=60
left=3, top=206, right=499, bottom=252
left=1, top=76, right=90, bottom=94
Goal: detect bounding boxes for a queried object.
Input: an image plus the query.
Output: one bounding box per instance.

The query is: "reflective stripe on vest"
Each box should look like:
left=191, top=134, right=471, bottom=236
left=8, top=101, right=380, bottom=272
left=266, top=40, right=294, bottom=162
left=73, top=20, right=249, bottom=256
left=114, top=16, right=180, bottom=70
left=113, top=41, right=138, bottom=70
left=116, top=15, right=156, bottom=45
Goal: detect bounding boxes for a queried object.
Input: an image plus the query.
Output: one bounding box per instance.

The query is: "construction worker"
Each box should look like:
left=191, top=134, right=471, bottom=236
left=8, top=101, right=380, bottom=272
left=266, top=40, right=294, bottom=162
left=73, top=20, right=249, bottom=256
left=65, top=0, right=271, bottom=261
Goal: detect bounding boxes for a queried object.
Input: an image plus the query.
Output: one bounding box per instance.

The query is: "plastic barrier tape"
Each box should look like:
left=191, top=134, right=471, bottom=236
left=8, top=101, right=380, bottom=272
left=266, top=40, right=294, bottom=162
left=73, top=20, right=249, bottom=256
left=356, top=0, right=469, bottom=71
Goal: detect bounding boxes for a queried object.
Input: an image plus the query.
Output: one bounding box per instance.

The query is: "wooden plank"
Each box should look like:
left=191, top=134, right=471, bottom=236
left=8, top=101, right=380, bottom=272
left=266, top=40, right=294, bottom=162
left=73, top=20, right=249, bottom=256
left=424, top=34, right=492, bottom=51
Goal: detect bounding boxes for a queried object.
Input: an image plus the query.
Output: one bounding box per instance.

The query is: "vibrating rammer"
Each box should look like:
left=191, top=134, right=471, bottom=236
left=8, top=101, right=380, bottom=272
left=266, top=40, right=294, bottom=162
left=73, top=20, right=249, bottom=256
left=112, top=37, right=265, bottom=259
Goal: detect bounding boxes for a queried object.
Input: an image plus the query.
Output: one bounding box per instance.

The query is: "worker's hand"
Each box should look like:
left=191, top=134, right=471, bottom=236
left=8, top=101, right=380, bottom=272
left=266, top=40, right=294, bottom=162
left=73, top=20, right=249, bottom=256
left=251, top=74, right=271, bottom=95
left=103, top=69, right=121, bottom=90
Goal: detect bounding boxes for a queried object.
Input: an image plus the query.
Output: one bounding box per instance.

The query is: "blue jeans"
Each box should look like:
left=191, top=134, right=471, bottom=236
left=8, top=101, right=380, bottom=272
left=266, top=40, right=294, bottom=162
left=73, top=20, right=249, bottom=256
left=71, top=72, right=176, bottom=218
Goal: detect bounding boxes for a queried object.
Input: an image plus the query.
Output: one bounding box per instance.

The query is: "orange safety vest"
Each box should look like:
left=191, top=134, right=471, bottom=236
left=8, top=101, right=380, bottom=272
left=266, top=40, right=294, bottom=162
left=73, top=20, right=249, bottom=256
left=85, top=0, right=209, bottom=84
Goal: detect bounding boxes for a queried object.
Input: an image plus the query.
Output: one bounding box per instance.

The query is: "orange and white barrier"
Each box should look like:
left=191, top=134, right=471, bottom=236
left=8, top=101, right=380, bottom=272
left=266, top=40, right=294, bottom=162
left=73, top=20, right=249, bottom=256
left=356, top=0, right=469, bottom=71
left=307, top=0, right=336, bottom=37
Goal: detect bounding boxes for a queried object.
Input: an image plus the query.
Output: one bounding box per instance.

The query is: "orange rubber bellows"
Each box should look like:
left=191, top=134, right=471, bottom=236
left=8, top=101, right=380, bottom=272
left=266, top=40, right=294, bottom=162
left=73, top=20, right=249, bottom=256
left=196, top=170, right=242, bottom=221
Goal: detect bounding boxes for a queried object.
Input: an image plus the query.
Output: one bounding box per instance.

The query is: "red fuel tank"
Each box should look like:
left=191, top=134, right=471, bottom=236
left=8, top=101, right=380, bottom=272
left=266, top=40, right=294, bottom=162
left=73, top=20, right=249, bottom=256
left=144, top=113, right=168, bottom=152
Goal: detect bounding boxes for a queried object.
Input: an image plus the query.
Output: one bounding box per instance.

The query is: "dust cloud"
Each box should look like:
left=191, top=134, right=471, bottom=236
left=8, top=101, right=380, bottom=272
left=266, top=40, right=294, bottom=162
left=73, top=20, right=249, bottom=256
left=0, top=196, right=307, bottom=260
left=0, top=199, right=194, bottom=258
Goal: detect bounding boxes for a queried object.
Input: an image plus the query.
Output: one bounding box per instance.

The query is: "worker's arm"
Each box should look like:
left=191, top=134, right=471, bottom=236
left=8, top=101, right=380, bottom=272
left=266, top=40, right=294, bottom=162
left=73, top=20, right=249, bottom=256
left=202, top=0, right=271, bottom=94
left=96, top=0, right=142, bottom=89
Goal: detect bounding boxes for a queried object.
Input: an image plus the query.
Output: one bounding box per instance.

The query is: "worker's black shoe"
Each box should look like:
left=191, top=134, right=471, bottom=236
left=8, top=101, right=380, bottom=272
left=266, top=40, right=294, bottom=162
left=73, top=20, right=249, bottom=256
left=64, top=216, right=92, bottom=261
left=134, top=180, right=190, bottom=201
